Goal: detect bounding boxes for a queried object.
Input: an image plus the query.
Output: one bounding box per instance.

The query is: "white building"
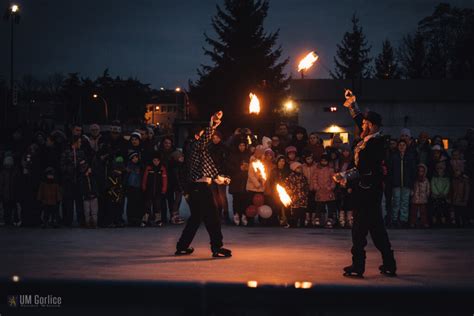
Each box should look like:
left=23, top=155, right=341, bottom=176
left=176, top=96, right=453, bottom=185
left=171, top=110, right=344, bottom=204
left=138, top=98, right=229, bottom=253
left=291, top=79, right=474, bottom=145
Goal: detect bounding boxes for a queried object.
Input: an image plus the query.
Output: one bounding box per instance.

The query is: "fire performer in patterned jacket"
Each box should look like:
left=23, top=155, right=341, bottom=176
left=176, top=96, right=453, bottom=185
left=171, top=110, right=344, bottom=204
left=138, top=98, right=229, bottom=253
left=175, top=111, right=232, bottom=258
left=334, top=90, right=397, bottom=278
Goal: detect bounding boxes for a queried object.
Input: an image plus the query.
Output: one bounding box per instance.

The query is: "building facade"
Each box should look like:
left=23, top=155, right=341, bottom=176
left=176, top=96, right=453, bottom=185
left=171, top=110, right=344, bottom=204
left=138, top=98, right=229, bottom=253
left=291, top=79, right=474, bottom=145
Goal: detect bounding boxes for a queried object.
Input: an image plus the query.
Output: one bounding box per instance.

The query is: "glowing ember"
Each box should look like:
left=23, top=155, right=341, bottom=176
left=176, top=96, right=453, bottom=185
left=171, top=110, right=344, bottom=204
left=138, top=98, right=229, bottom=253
left=276, top=184, right=292, bottom=207
left=252, top=160, right=267, bottom=181
left=249, top=93, right=260, bottom=114
left=298, top=51, right=319, bottom=72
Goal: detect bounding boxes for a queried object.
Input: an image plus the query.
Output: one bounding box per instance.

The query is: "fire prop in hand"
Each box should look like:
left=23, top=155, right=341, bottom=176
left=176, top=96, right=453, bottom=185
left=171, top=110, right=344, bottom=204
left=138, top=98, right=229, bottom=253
left=249, top=93, right=261, bottom=114
left=276, top=184, right=292, bottom=207
left=298, top=51, right=319, bottom=73
left=252, top=159, right=267, bottom=181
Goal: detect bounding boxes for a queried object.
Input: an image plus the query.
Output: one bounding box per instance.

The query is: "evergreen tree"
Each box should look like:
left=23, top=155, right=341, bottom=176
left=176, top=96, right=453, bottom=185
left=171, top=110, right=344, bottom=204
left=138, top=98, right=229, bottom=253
left=375, top=40, right=399, bottom=79
left=399, top=32, right=426, bottom=79
left=331, top=14, right=372, bottom=80
left=189, top=0, right=289, bottom=124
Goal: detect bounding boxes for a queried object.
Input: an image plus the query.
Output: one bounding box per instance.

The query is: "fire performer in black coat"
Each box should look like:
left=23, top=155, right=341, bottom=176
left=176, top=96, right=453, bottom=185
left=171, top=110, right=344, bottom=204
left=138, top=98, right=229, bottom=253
left=334, top=90, right=397, bottom=278
left=175, top=111, right=232, bottom=258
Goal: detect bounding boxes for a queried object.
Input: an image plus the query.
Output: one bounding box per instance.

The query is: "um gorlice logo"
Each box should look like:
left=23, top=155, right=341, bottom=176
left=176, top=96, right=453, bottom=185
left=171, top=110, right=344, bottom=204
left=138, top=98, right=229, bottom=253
left=7, top=294, right=62, bottom=308
left=7, top=295, right=18, bottom=307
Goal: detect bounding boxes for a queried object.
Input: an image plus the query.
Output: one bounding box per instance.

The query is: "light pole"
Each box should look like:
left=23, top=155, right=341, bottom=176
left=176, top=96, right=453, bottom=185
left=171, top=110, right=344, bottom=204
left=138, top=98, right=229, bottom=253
left=3, top=3, right=20, bottom=125
left=175, top=87, right=190, bottom=120
left=93, top=94, right=109, bottom=123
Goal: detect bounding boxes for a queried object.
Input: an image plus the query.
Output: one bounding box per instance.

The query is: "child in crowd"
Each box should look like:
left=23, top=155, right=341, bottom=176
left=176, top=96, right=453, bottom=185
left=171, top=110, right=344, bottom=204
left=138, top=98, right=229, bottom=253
left=431, top=163, right=451, bottom=226
left=449, top=168, right=470, bottom=227
left=125, top=151, right=143, bottom=226
left=285, top=162, right=309, bottom=228
left=450, top=149, right=465, bottom=174
left=246, top=145, right=266, bottom=226
left=105, top=157, right=126, bottom=228
left=313, top=154, right=337, bottom=228
left=142, top=152, right=168, bottom=227
left=37, top=167, right=62, bottom=228
left=302, top=152, right=317, bottom=227
left=79, top=159, right=100, bottom=228
left=267, top=155, right=290, bottom=226
left=410, top=164, right=430, bottom=228
left=285, top=146, right=299, bottom=164
left=0, top=155, right=21, bottom=226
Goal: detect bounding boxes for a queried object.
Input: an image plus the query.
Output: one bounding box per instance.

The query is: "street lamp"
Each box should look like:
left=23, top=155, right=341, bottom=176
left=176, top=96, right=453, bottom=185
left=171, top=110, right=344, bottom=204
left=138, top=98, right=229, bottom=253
left=175, top=87, right=190, bottom=120
left=3, top=3, right=21, bottom=125
left=92, top=94, right=109, bottom=123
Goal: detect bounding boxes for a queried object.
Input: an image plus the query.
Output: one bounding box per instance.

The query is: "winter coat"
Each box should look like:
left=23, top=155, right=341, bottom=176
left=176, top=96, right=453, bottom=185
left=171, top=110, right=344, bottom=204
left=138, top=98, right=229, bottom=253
left=411, top=164, right=430, bottom=204
left=80, top=172, right=100, bottom=200
left=450, top=175, right=470, bottom=207
left=126, top=162, right=142, bottom=189
left=0, top=167, right=21, bottom=201
left=285, top=171, right=309, bottom=208
left=208, top=141, right=230, bottom=175
left=416, top=142, right=431, bottom=165
left=60, top=146, right=86, bottom=184
left=37, top=181, right=62, bottom=206
left=142, top=164, right=168, bottom=197
left=389, top=151, right=417, bottom=189
left=431, top=176, right=450, bottom=198
left=302, top=163, right=318, bottom=191
left=228, top=149, right=250, bottom=194
left=246, top=156, right=265, bottom=193
left=312, top=164, right=336, bottom=202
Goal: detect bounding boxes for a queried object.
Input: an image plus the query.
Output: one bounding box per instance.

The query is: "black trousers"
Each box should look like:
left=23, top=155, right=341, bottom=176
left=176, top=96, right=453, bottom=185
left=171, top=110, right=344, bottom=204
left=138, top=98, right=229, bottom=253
left=176, top=182, right=224, bottom=252
left=161, top=190, right=175, bottom=223
left=42, top=205, right=59, bottom=224
left=351, top=186, right=394, bottom=269
left=126, top=187, right=144, bottom=226
left=231, top=192, right=248, bottom=216
left=62, top=183, right=84, bottom=226
left=145, top=194, right=162, bottom=221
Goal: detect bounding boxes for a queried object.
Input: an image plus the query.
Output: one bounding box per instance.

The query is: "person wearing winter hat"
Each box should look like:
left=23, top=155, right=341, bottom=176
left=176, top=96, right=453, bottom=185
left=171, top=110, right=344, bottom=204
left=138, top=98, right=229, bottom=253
left=127, top=132, right=142, bottom=163
left=312, top=154, right=338, bottom=228
left=37, top=167, right=62, bottom=228
left=284, top=161, right=309, bottom=228
left=142, top=152, right=168, bottom=227
left=400, top=128, right=417, bottom=157
left=285, top=146, right=298, bottom=164
left=125, top=151, right=144, bottom=226
left=302, top=152, right=318, bottom=227
left=339, top=89, right=397, bottom=278
left=79, top=159, right=100, bottom=228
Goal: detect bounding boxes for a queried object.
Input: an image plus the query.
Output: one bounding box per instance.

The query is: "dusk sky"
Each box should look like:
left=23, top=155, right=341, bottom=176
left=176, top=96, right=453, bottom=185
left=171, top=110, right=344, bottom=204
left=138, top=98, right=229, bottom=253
left=1, top=0, right=473, bottom=90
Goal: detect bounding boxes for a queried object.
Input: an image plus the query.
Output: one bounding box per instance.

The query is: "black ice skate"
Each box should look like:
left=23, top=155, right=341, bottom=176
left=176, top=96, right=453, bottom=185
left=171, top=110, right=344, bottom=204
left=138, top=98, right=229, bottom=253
left=343, top=265, right=364, bottom=278
left=379, top=264, right=397, bottom=277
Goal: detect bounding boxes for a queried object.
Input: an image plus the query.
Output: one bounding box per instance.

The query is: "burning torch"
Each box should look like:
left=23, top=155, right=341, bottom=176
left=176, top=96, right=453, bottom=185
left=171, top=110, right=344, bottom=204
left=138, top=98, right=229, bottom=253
left=298, top=51, right=319, bottom=79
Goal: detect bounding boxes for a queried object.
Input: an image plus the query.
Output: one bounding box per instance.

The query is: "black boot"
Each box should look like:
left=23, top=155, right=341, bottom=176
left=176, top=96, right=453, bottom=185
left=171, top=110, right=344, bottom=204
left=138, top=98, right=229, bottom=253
left=175, top=247, right=194, bottom=256
left=343, top=264, right=364, bottom=278
left=212, top=247, right=232, bottom=258
left=380, top=250, right=397, bottom=277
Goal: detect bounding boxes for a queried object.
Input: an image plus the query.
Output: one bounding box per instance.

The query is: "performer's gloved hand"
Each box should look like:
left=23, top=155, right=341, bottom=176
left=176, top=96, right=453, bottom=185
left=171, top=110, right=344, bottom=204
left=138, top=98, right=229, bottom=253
left=343, top=89, right=356, bottom=107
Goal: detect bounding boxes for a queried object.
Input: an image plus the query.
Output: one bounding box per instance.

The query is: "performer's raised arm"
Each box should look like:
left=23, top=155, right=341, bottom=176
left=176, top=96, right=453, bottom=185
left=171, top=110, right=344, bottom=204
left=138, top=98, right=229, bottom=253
left=197, top=111, right=223, bottom=148
left=343, top=89, right=363, bottom=131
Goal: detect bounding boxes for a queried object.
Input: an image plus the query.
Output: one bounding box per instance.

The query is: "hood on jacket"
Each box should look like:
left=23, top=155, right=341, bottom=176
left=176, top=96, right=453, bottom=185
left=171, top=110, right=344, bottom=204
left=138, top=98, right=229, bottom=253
left=417, top=163, right=428, bottom=178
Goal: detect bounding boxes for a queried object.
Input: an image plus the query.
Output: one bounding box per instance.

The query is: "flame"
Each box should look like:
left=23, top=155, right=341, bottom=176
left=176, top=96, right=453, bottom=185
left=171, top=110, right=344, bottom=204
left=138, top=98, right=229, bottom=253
left=276, top=184, right=292, bottom=207
left=252, top=159, right=267, bottom=181
left=249, top=93, right=260, bottom=114
left=298, top=51, right=319, bottom=72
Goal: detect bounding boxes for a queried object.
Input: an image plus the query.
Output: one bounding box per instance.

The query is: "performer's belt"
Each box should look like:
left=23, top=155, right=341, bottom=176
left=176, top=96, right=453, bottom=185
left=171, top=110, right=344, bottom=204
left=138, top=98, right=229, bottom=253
left=194, top=177, right=212, bottom=184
